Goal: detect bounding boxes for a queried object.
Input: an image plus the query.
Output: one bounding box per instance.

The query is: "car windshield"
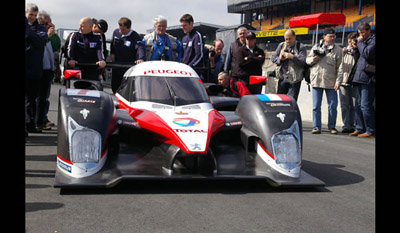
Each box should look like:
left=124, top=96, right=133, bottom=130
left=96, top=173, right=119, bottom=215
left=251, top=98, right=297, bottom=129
left=131, top=76, right=209, bottom=106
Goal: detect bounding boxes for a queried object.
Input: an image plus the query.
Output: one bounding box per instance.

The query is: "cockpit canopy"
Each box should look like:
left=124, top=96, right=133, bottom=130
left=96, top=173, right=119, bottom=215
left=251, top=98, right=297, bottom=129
left=117, top=75, right=210, bottom=106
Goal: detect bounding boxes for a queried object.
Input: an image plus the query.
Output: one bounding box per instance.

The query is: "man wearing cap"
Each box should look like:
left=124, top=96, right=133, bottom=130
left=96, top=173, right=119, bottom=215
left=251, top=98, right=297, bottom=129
left=93, top=18, right=108, bottom=60
left=306, top=28, right=343, bottom=134
left=236, top=31, right=265, bottom=94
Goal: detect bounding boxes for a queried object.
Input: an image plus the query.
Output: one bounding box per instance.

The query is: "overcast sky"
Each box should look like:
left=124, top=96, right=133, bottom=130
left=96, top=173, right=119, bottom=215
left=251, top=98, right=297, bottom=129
left=29, top=0, right=241, bottom=38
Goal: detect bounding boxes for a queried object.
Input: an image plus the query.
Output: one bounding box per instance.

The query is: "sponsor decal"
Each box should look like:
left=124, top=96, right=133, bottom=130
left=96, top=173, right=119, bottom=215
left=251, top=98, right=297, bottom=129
left=143, top=69, right=192, bottom=76
left=190, top=143, right=202, bottom=151
left=175, top=111, right=188, bottom=115
left=58, top=159, right=72, bottom=173
left=256, top=28, right=308, bottom=38
left=172, top=118, right=200, bottom=127
left=276, top=112, right=286, bottom=123
left=266, top=102, right=291, bottom=107
left=124, top=41, right=131, bottom=47
left=74, top=98, right=96, bottom=104
left=117, top=119, right=138, bottom=127
left=173, top=129, right=207, bottom=133
left=225, top=121, right=242, bottom=127
left=80, top=108, right=90, bottom=120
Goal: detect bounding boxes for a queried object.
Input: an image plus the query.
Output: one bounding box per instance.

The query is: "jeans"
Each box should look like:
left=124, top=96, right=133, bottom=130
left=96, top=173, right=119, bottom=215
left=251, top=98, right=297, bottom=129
left=36, top=69, right=53, bottom=124
left=354, top=82, right=375, bottom=135
left=312, top=87, right=338, bottom=130
left=339, top=85, right=358, bottom=130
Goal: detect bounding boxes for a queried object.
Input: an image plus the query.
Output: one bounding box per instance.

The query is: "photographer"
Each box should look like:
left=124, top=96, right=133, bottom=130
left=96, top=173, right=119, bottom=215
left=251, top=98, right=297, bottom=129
left=306, top=28, right=343, bottom=134
left=350, top=22, right=375, bottom=138
left=271, top=29, right=306, bottom=101
left=204, top=39, right=224, bottom=83
left=339, top=32, right=358, bottom=134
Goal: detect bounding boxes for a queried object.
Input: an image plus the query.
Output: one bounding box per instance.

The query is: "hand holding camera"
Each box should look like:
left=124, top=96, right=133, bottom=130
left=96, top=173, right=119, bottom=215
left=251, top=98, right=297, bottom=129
left=281, top=51, right=294, bottom=60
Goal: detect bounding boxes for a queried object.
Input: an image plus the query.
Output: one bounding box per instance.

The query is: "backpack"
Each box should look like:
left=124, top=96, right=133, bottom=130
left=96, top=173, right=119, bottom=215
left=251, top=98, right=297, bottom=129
left=295, top=42, right=311, bottom=91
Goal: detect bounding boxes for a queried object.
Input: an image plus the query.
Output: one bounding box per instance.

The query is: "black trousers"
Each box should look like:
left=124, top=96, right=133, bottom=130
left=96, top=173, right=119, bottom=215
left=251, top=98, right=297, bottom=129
left=111, top=68, right=129, bottom=94
left=25, top=78, right=41, bottom=126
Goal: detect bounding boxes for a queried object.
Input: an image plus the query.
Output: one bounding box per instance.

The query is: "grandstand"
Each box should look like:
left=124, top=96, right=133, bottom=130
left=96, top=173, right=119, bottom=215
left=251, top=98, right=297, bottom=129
left=227, top=0, right=375, bottom=34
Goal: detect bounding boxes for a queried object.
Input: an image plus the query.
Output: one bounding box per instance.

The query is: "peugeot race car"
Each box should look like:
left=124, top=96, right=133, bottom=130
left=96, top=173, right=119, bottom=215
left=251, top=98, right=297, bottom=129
left=54, top=61, right=325, bottom=188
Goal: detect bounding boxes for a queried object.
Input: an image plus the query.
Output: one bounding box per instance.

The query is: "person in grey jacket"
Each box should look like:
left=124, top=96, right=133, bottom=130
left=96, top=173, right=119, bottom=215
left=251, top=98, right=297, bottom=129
left=339, top=32, right=358, bottom=134
left=271, top=29, right=307, bottom=101
left=349, top=22, right=375, bottom=138
left=306, top=28, right=343, bottom=134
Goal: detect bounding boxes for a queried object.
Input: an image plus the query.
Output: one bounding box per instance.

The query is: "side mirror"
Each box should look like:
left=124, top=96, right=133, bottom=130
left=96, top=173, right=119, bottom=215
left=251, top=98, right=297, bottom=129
left=64, top=69, right=82, bottom=80
left=249, top=76, right=267, bottom=85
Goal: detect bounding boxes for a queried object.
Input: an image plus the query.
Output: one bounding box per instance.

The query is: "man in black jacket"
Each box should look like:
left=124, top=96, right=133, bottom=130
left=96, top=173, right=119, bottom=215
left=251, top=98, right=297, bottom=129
left=236, top=31, right=265, bottom=94
left=224, top=26, right=247, bottom=76
left=67, top=17, right=106, bottom=80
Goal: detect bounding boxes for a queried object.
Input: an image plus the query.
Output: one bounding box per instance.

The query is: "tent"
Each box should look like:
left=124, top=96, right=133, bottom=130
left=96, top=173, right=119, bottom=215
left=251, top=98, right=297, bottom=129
left=289, top=13, right=346, bottom=44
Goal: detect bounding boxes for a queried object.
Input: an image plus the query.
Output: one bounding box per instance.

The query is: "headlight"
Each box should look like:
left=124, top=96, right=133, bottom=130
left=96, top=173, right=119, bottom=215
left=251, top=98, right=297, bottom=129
left=68, top=117, right=101, bottom=164
left=271, top=120, right=301, bottom=170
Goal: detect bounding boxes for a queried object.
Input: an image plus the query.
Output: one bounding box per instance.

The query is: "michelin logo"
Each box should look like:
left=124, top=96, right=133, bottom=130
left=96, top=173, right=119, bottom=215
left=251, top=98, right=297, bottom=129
left=58, top=159, right=72, bottom=173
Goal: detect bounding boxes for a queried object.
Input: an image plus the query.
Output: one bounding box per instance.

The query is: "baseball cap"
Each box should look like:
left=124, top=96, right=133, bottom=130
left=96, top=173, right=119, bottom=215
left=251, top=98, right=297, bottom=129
left=93, top=18, right=108, bottom=33
left=246, top=31, right=256, bottom=39
left=323, top=28, right=335, bottom=35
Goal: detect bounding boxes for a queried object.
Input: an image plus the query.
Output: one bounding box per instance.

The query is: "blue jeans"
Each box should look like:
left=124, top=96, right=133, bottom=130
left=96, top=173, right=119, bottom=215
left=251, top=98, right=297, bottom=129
left=354, top=82, right=375, bottom=135
left=312, top=87, right=338, bottom=129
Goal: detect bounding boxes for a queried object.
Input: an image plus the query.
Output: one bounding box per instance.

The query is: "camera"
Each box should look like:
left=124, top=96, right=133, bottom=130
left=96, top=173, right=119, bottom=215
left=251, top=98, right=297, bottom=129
left=210, top=50, right=216, bottom=57
left=313, top=39, right=334, bottom=57
left=157, top=53, right=169, bottom=61
left=313, top=47, right=326, bottom=57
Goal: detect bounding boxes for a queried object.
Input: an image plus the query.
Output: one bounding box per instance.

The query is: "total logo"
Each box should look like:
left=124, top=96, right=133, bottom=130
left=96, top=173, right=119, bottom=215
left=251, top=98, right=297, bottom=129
left=172, top=118, right=200, bottom=127
left=174, top=129, right=207, bottom=133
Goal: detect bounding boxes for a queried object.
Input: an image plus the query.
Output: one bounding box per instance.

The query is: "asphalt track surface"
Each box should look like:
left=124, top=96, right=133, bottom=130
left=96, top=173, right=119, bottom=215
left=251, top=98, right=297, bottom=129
left=26, top=82, right=375, bottom=233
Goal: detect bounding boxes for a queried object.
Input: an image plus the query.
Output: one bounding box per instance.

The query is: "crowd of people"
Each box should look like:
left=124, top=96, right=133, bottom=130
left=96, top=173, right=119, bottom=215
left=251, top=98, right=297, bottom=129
left=269, top=24, right=375, bottom=137
left=25, top=2, right=375, bottom=139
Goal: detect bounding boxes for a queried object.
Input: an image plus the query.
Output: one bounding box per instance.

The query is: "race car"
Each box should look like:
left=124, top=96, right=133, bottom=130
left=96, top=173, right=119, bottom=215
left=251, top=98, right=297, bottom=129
left=54, top=60, right=325, bottom=188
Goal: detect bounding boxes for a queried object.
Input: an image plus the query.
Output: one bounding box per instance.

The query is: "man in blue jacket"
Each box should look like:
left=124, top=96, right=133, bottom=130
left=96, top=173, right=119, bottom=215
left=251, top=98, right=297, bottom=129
left=180, top=14, right=204, bottom=68
left=25, top=3, right=48, bottom=133
left=350, top=22, right=375, bottom=138
left=110, top=17, right=145, bottom=93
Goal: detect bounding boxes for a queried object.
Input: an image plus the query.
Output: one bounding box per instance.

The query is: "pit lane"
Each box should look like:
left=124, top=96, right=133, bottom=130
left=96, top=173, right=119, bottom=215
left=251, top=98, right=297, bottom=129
left=25, top=82, right=375, bottom=233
